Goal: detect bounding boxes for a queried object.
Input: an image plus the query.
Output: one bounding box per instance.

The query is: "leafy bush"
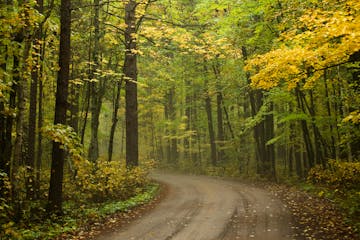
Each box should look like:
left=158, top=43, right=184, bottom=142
left=307, top=160, right=360, bottom=233
left=42, top=124, right=155, bottom=202
left=307, top=160, right=360, bottom=190
left=0, top=172, right=19, bottom=239
left=71, top=159, right=154, bottom=202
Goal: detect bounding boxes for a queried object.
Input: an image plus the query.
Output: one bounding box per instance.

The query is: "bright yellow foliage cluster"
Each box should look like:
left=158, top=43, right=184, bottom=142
left=141, top=21, right=238, bottom=60
left=308, top=159, right=360, bottom=190
left=73, top=159, right=153, bottom=202
left=343, top=110, right=360, bottom=124
left=42, top=124, right=154, bottom=202
left=245, top=0, right=360, bottom=90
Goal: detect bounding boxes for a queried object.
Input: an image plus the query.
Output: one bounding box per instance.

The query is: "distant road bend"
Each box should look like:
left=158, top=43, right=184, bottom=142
left=96, top=173, right=293, bottom=240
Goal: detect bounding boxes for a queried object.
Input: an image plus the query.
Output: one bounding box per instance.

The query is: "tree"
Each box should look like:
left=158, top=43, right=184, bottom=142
left=88, top=0, right=105, bottom=162
left=47, top=0, right=71, bottom=215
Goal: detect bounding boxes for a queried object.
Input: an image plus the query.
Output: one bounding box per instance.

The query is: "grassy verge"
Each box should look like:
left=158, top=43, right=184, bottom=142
left=12, top=183, right=159, bottom=240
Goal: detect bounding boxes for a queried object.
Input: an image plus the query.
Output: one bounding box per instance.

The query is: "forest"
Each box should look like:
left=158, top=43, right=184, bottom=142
left=0, top=0, right=359, bottom=239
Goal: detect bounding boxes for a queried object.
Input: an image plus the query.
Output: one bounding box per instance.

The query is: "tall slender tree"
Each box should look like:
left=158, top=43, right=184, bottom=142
left=124, top=0, right=138, bottom=167
left=47, top=0, right=71, bottom=215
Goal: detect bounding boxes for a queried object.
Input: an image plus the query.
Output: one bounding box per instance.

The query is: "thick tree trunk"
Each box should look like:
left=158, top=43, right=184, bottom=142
left=48, top=0, right=71, bottom=215
left=124, top=0, right=138, bottom=167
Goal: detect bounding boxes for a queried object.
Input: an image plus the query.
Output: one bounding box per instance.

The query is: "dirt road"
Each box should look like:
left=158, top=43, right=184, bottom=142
left=96, top=173, right=294, bottom=240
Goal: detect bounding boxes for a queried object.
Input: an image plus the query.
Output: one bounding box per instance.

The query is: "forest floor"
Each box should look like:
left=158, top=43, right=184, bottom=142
left=68, top=173, right=358, bottom=240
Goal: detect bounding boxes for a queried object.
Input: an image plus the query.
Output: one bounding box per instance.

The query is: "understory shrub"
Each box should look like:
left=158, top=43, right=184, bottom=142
left=307, top=160, right=360, bottom=190
left=71, top=159, right=154, bottom=202
left=307, top=159, right=360, bottom=232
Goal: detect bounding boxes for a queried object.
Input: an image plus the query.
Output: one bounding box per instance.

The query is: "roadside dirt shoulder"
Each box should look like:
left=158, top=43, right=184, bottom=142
left=267, top=184, right=358, bottom=240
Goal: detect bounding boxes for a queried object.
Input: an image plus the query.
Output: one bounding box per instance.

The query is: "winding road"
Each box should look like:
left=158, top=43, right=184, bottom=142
left=96, top=173, right=294, bottom=240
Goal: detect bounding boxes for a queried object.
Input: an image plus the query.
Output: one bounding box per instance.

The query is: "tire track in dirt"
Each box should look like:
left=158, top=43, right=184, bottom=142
left=96, top=173, right=293, bottom=240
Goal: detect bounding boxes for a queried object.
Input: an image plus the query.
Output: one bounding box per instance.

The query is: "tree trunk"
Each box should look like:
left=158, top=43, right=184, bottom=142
left=242, top=46, right=275, bottom=179
left=323, top=71, right=337, bottom=159
left=124, top=0, right=138, bottom=167
left=167, top=87, right=178, bottom=164
left=13, top=33, right=31, bottom=210
left=69, top=83, right=79, bottom=133
left=204, top=87, right=217, bottom=166
left=26, top=0, right=44, bottom=198
left=0, top=48, right=12, bottom=199
left=80, top=83, right=90, bottom=144
left=0, top=47, right=13, bottom=179
left=88, top=0, right=102, bottom=162
left=265, top=102, right=276, bottom=179
left=47, top=0, right=71, bottom=215
left=26, top=39, right=39, bottom=200
left=35, top=63, right=44, bottom=199
left=184, top=80, right=191, bottom=161
left=295, top=87, right=314, bottom=169
left=213, top=63, right=225, bottom=162
left=108, top=77, right=123, bottom=161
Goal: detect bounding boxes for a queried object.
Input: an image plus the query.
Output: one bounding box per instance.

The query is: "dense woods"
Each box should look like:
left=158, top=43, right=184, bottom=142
left=0, top=0, right=359, bottom=238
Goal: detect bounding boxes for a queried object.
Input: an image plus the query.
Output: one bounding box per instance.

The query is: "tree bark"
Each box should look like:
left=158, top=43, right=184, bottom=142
left=80, top=83, right=90, bottom=144
left=35, top=62, right=44, bottom=199
left=295, top=87, right=314, bottom=169
left=88, top=0, right=102, bottom=162
left=323, top=71, right=337, bottom=159
left=213, top=63, right=225, bottom=162
left=26, top=0, right=43, bottom=199
left=184, top=80, right=191, bottom=161
left=108, top=77, right=123, bottom=162
left=47, top=0, right=71, bottom=215
left=242, top=46, right=275, bottom=179
left=0, top=47, right=13, bottom=179
left=13, top=32, right=31, bottom=209
left=265, top=102, right=276, bottom=179
left=203, top=72, right=217, bottom=166
left=124, top=0, right=138, bottom=167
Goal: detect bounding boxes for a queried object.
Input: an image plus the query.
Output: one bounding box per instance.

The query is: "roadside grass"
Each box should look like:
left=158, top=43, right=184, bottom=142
left=7, top=183, right=159, bottom=240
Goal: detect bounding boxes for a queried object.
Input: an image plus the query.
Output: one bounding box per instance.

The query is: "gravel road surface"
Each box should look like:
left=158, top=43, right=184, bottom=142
left=96, top=173, right=293, bottom=240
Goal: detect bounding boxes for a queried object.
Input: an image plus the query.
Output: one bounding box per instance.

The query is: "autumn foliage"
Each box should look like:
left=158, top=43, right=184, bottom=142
left=246, top=0, right=360, bottom=91
left=308, top=160, right=360, bottom=190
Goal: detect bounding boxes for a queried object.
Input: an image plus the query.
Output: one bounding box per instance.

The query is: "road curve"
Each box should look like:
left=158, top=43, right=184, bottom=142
left=96, top=173, right=293, bottom=240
